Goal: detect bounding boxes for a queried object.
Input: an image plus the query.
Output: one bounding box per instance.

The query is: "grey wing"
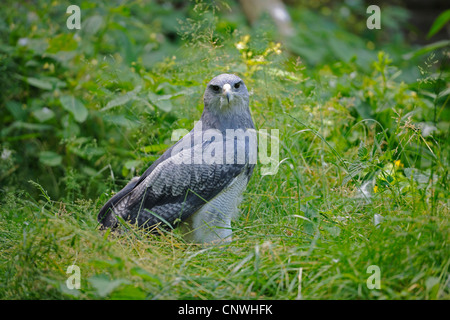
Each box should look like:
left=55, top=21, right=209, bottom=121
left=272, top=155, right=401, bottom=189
left=113, top=162, right=252, bottom=231
left=97, top=132, right=192, bottom=228
left=98, top=130, right=256, bottom=231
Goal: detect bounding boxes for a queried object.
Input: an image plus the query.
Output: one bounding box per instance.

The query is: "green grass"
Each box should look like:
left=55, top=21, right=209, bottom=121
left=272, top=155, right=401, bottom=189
left=0, top=160, right=448, bottom=299
left=0, top=0, right=449, bottom=300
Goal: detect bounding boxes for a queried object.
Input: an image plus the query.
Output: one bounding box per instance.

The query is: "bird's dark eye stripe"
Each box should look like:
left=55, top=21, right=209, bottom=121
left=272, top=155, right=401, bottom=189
left=210, top=85, right=220, bottom=92
left=234, top=82, right=241, bottom=89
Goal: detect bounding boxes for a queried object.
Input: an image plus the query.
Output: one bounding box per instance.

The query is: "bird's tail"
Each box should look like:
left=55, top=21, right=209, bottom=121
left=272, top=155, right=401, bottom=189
left=97, top=176, right=141, bottom=228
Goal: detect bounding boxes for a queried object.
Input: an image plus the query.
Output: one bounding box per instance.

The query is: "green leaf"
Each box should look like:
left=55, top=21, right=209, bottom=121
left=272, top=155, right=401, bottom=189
left=59, top=282, right=81, bottom=298
left=354, top=101, right=372, bottom=120
left=404, top=168, right=430, bottom=185
left=323, top=225, right=341, bottom=237
left=427, top=9, right=450, bottom=38
left=437, top=87, right=450, bottom=100
left=101, top=86, right=141, bottom=111
left=89, top=257, right=125, bottom=269
left=110, top=285, right=147, bottom=300
left=88, top=274, right=130, bottom=298
left=102, top=94, right=133, bottom=111
left=124, top=159, right=142, bottom=169
left=82, top=15, right=104, bottom=36
left=32, top=107, right=55, bottom=122
left=131, top=267, right=162, bottom=286
left=60, top=95, right=88, bottom=123
left=1, top=121, right=53, bottom=137
left=5, top=101, right=27, bottom=121
left=358, top=142, right=369, bottom=160
left=140, top=144, right=169, bottom=153
left=403, top=40, right=450, bottom=60
left=39, top=151, right=62, bottom=167
left=155, top=99, right=173, bottom=112
left=26, top=77, right=53, bottom=90
left=300, top=195, right=321, bottom=204
left=47, top=33, right=78, bottom=53
left=103, top=114, right=139, bottom=128
left=425, top=276, right=440, bottom=299
left=148, top=92, right=173, bottom=112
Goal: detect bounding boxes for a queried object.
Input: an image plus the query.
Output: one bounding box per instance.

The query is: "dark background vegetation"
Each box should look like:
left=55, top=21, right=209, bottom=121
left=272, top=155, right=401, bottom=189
left=0, top=0, right=448, bottom=201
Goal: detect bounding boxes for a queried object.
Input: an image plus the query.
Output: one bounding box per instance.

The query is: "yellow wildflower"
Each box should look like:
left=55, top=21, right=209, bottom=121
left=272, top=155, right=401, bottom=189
left=236, top=35, right=250, bottom=51
left=394, top=160, right=404, bottom=168
left=236, top=41, right=245, bottom=50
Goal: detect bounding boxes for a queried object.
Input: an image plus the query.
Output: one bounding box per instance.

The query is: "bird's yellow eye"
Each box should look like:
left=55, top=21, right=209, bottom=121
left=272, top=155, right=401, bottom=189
left=234, top=82, right=241, bottom=89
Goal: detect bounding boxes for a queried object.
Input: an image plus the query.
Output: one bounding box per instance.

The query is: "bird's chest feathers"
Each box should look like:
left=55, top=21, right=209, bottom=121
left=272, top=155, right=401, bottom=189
left=185, top=170, right=249, bottom=233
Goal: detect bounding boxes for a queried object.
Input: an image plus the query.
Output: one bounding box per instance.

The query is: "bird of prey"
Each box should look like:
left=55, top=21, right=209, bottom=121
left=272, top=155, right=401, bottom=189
left=98, top=74, right=256, bottom=243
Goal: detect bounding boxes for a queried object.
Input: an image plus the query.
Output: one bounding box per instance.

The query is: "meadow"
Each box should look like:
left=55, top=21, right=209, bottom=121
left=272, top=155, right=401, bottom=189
left=0, top=1, right=448, bottom=299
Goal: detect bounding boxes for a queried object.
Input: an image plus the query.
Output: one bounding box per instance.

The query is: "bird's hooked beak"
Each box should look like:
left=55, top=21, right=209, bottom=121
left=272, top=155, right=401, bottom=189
left=222, top=83, right=232, bottom=104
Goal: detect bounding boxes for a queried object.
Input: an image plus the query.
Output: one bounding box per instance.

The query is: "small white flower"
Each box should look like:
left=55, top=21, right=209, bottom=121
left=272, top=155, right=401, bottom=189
left=1, top=149, right=12, bottom=160
left=18, top=38, right=29, bottom=46
left=236, top=42, right=245, bottom=50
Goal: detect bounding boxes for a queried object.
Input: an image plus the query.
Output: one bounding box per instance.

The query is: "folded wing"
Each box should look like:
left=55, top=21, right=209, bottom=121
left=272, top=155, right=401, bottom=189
left=98, top=136, right=254, bottom=231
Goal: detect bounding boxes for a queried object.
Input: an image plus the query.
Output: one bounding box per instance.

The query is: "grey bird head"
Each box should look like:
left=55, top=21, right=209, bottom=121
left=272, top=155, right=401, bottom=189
left=203, top=74, right=250, bottom=117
